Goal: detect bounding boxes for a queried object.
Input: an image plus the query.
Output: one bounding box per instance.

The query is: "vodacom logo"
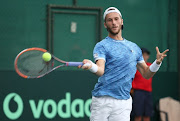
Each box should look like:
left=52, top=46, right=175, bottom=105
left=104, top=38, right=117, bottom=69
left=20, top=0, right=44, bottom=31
left=3, top=93, right=23, bottom=120
left=2, top=92, right=91, bottom=120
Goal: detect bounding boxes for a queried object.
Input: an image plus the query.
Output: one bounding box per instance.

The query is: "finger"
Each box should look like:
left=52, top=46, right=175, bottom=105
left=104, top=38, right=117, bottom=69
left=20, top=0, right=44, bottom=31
left=83, top=63, right=91, bottom=67
left=81, top=66, right=86, bottom=69
left=82, top=63, right=88, bottom=68
left=82, top=66, right=89, bottom=70
left=162, top=49, right=169, bottom=55
left=83, top=59, right=91, bottom=63
left=78, top=65, right=82, bottom=68
left=82, top=60, right=88, bottom=64
left=161, top=55, right=167, bottom=59
left=156, top=47, right=160, bottom=54
left=159, top=55, right=167, bottom=61
left=82, top=63, right=91, bottom=70
left=163, top=54, right=167, bottom=57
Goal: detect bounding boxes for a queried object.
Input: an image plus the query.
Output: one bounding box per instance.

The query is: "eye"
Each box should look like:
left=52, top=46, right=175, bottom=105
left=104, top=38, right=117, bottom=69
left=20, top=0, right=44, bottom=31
left=107, top=18, right=112, bottom=22
left=115, top=17, right=119, bottom=21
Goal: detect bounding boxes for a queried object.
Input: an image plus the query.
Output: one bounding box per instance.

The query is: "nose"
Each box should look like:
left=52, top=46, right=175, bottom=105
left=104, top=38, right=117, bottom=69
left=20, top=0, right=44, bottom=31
left=112, top=19, right=116, bottom=25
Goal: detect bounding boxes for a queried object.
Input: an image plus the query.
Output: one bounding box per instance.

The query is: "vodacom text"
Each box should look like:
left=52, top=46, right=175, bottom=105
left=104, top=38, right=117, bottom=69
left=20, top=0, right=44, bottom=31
left=3, top=92, right=91, bottom=120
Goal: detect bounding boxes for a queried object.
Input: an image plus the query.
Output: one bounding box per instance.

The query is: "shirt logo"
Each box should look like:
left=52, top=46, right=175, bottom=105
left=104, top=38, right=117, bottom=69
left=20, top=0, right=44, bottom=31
left=93, top=53, right=98, bottom=58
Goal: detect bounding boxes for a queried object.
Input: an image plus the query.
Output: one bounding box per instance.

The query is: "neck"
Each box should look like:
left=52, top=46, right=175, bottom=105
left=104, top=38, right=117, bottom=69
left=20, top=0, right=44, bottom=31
left=108, top=30, right=123, bottom=40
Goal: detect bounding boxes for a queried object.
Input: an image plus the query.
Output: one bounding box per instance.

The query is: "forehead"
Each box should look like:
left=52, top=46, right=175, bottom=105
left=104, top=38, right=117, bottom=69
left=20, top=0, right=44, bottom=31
left=105, top=12, right=121, bottom=19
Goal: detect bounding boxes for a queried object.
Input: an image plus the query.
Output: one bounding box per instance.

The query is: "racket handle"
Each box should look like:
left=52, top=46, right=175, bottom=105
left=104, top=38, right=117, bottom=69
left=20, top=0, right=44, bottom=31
left=67, top=62, right=83, bottom=66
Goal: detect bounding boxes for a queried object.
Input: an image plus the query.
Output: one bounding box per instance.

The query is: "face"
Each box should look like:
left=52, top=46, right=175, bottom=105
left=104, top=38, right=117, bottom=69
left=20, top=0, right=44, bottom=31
left=143, top=53, right=150, bottom=62
left=104, top=12, right=123, bottom=35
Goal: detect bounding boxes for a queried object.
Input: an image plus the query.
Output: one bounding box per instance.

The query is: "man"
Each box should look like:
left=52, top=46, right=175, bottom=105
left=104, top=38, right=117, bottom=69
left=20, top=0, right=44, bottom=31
left=79, top=7, right=169, bottom=121
left=131, top=48, right=153, bottom=121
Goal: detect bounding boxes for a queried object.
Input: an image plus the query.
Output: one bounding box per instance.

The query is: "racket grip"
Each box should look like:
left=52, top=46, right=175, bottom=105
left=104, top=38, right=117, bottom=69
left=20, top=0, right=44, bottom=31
left=67, top=62, right=83, bottom=66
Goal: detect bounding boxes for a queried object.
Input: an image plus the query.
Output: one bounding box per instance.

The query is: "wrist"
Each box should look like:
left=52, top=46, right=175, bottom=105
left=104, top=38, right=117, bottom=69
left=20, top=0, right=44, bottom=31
left=89, top=61, right=98, bottom=73
left=149, top=59, right=162, bottom=72
left=156, top=60, right=161, bottom=65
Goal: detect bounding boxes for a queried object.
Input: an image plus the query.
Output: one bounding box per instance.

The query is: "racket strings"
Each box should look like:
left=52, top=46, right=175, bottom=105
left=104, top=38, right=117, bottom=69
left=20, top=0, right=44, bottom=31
left=16, top=50, right=52, bottom=77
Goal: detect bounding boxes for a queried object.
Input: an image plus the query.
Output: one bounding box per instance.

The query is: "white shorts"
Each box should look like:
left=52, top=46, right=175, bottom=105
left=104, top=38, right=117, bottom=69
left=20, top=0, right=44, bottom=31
left=90, top=96, right=132, bottom=121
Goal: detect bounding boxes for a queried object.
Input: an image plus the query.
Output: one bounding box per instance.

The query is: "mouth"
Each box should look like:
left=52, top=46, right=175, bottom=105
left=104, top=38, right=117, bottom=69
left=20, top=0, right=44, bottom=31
left=112, top=26, right=118, bottom=30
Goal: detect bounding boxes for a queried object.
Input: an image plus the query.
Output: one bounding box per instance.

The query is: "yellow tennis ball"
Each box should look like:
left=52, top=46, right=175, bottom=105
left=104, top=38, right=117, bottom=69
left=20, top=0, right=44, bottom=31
left=42, top=52, right=51, bottom=62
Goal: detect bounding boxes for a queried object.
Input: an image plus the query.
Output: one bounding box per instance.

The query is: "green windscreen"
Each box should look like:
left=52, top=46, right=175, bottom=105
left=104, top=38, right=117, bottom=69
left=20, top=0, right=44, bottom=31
left=53, top=13, right=97, bottom=70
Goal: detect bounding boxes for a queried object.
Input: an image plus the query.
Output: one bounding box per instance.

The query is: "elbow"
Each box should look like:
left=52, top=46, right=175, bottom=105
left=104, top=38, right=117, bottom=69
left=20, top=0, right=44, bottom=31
left=96, top=71, right=104, bottom=77
left=142, top=73, right=149, bottom=79
left=143, top=75, right=151, bottom=79
left=142, top=69, right=153, bottom=79
left=99, top=73, right=104, bottom=77
left=95, top=66, right=104, bottom=76
left=144, top=76, right=150, bottom=79
left=96, top=73, right=104, bottom=77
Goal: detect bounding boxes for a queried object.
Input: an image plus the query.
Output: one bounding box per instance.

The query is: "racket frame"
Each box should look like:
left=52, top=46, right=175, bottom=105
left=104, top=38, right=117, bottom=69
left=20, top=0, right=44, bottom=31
left=14, top=48, right=47, bottom=78
left=14, top=47, right=83, bottom=79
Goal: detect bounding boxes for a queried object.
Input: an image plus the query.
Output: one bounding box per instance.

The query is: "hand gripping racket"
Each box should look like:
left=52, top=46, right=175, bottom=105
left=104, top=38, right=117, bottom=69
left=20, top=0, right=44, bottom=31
left=14, top=47, right=88, bottom=79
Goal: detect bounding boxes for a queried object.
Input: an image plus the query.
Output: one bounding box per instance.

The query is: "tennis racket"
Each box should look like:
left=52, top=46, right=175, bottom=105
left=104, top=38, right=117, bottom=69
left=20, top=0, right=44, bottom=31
left=14, top=47, right=88, bottom=79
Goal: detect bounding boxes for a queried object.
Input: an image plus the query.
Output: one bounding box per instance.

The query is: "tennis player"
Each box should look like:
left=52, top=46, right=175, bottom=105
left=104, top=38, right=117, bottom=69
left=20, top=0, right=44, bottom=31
left=80, top=7, right=169, bottom=121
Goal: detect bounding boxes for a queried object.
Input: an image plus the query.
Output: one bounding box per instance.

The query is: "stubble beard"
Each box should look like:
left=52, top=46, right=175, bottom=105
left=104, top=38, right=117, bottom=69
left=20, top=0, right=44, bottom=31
left=107, top=26, right=121, bottom=35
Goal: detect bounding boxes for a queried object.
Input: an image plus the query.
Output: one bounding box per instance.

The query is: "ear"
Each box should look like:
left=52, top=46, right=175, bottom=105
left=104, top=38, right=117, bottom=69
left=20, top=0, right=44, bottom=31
left=121, top=19, right=123, bottom=26
left=104, top=22, right=107, bottom=28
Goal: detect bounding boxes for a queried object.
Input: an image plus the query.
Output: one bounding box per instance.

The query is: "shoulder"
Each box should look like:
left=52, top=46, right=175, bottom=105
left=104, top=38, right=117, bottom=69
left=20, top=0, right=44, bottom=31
left=97, top=37, right=109, bottom=45
left=125, top=39, right=139, bottom=47
left=94, top=37, right=110, bottom=49
left=125, top=39, right=141, bottom=51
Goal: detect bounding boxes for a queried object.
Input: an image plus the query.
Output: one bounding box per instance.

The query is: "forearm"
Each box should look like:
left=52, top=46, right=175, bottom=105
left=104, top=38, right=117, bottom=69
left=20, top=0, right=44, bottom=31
left=142, top=67, right=156, bottom=79
left=95, top=65, right=104, bottom=76
left=141, top=60, right=161, bottom=79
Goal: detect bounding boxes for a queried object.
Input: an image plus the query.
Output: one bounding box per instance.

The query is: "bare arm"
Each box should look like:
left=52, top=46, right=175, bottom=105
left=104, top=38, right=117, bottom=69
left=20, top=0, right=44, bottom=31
left=137, top=47, right=169, bottom=79
left=137, top=62, right=155, bottom=79
left=94, top=59, right=105, bottom=76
